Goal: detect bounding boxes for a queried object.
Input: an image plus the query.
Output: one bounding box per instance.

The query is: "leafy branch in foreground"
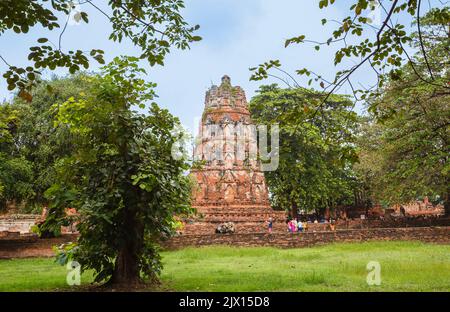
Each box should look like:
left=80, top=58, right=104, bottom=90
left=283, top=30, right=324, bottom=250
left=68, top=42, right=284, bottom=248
left=250, top=1, right=449, bottom=111
left=0, top=0, right=201, bottom=101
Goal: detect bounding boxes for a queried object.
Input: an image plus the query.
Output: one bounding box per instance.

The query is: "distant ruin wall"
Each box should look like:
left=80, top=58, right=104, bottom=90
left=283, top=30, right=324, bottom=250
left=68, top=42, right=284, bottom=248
left=0, top=214, right=40, bottom=234
left=336, top=216, right=450, bottom=229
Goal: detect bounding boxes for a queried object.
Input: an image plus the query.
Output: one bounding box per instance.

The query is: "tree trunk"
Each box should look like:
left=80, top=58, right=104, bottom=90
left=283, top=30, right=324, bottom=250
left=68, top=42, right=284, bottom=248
left=109, top=112, right=145, bottom=287
left=111, top=204, right=144, bottom=286
left=112, top=245, right=141, bottom=285
left=445, top=189, right=450, bottom=216
left=325, top=206, right=330, bottom=220
left=291, top=201, right=298, bottom=219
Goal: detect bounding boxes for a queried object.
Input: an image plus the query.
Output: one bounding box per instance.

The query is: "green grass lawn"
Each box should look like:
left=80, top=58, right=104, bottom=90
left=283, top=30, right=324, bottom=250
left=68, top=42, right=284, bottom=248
left=0, top=241, right=449, bottom=291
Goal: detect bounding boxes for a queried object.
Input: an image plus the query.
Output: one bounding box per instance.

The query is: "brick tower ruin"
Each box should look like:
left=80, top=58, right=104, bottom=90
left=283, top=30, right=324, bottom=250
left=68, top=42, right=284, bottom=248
left=183, top=75, right=285, bottom=235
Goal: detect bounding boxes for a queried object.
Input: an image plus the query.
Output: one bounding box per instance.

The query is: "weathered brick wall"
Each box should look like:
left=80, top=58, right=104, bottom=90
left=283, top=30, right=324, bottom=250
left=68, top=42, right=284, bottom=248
left=0, top=214, right=40, bottom=233
left=336, top=216, right=450, bottom=229
left=182, top=215, right=450, bottom=235
left=0, top=233, right=77, bottom=259
left=1, top=227, right=448, bottom=258
left=163, top=226, right=450, bottom=250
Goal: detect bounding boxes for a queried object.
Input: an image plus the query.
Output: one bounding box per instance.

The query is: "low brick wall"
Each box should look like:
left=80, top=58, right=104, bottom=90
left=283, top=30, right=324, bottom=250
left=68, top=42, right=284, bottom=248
left=1, top=227, right=448, bottom=258
left=0, top=214, right=40, bottom=234
left=0, top=233, right=77, bottom=259
left=163, top=226, right=450, bottom=250
left=336, top=216, right=450, bottom=229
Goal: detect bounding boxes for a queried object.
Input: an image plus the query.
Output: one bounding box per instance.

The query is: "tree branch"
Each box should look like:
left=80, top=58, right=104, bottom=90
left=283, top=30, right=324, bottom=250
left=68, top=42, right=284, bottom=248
left=310, top=0, right=400, bottom=119
left=417, top=0, right=435, bottom=80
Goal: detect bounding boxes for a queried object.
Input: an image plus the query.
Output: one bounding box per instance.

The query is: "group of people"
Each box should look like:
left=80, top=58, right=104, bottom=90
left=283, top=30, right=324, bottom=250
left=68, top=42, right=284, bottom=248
left=267, top=217, right=309, bottom=233
left=267, top=217, right=337, bottom=233
left=286, top=218, right=308, bottom=233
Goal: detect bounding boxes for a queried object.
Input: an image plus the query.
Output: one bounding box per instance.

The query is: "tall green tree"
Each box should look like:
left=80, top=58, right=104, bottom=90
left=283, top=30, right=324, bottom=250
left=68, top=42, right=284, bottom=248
left=368, top=7, right=449, bottom=213
left=49, top=57, right=192, bottom=285
left=250, top=3, right=449, bottom=215
left=352, top=117, right=385, bottom=209
left=0, top=104, right=34, bottom=210
left=355, top=91, right=448, bottom=213
left=6, top=76, right=91, bottom=211
left=249, top=85, right=358, bottom=217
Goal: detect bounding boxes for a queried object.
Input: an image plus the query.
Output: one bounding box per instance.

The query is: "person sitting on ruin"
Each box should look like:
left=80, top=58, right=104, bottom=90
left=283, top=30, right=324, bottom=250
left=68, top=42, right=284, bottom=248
left=287, top=219, right=292, bottom=233
left=287, top=219, right=297, bottom=233
left=291, top=219, right=298, bottom=232
left=267, top=217, right=273, bottom=234
left=400, top=206, right=406, bottom=217
left=329, top=219, right=336, bottom=231
left=297, top=220, right=303, bottom=232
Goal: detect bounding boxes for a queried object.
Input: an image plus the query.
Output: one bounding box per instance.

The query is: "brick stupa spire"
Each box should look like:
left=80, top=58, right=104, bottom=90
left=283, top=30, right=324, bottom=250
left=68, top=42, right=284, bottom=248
left=184, top=76, right=285, bottom=234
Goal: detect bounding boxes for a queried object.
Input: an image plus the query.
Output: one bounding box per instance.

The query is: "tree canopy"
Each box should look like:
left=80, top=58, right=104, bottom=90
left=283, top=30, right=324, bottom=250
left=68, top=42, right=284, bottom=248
left=0, top=0, right=201, bottom=100
left=249, top=2, right=449, bottom=215
left=0, top=103, right=34, bottom=210
left=358, top=7, right=448, bottom=213
left=249, top=85, right=359, bottom=216
left=1, top=1, right=200, bottom=287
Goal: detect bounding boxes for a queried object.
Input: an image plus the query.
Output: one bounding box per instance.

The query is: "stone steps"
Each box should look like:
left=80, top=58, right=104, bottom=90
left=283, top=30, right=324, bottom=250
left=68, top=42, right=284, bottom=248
left=183, top=221, right=286, bottom=235
left=193, top=212, right=284, bottom=221
left=193, top=205, right=273, bottom=210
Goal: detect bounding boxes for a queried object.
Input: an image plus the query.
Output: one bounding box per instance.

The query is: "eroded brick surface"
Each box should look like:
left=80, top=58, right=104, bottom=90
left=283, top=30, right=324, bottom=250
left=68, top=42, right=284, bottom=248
left=186, top=76, right=285, bottom=234
left=165, top=226, right=450, bottom=250
left=1, top=227, right=449, bottom=258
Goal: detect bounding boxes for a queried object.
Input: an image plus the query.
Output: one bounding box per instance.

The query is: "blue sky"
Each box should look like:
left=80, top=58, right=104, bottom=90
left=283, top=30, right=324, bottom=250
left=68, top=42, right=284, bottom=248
left=0, top=0, right=403, bottom=132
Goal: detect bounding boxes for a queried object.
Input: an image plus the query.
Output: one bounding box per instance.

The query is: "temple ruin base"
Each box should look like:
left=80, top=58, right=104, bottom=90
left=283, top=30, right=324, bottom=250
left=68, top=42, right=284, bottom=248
left=182, top=205, right=286, bottom=235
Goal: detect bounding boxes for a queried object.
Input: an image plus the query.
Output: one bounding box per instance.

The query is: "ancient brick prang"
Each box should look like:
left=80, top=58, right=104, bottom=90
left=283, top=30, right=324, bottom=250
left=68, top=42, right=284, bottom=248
left=185, top=76, right=285, bottom=234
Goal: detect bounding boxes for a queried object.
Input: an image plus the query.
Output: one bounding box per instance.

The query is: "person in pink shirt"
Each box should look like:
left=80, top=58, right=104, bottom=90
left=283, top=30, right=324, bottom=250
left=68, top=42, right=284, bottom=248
left=287, top=219, right=293, bottom=233
left=289, top=219, right=297, bottom=233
